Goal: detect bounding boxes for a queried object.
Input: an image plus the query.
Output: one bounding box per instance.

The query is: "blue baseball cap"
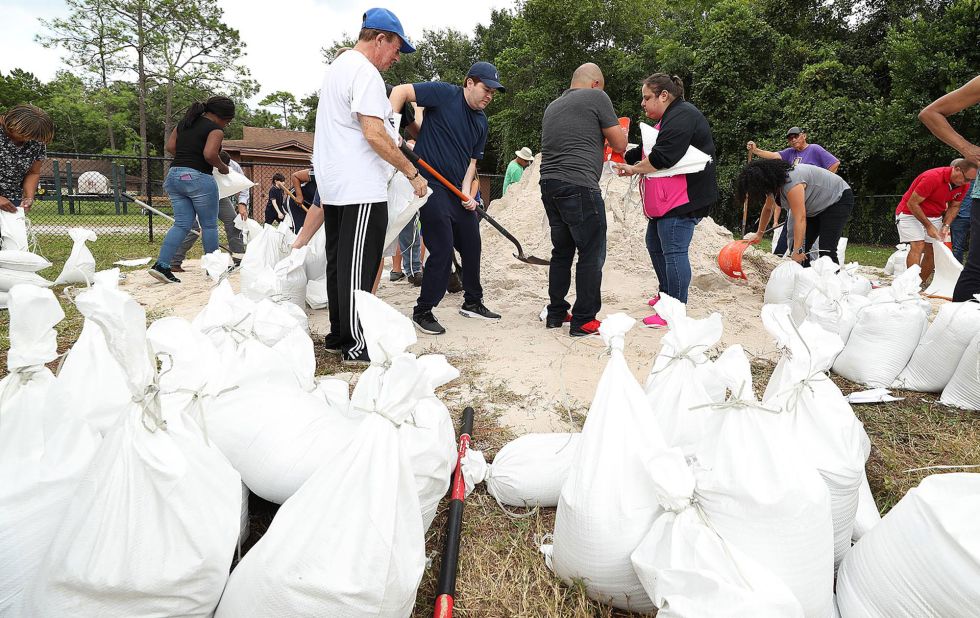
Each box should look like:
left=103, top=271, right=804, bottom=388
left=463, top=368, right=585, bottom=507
left=362, top=8, right=415, bottom=54
left=467, top=62, right=505, bottom=92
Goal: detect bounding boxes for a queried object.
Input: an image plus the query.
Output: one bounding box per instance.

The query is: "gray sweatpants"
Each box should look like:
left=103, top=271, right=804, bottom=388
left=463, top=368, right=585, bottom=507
left=173, top=196, right=246, bottom=265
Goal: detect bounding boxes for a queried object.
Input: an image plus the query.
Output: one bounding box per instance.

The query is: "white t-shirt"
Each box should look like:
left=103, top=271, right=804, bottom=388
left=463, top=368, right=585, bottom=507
left=313, top=49, right=399, bottom=205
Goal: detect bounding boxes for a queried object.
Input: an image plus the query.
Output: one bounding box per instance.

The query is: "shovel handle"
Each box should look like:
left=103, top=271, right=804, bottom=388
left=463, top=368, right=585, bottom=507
left=400, top=143, right=473, bottom=203
left=275, top=181, right=310, bottom=212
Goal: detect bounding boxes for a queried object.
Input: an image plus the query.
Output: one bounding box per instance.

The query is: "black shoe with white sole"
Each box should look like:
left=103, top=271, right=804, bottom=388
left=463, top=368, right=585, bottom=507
left=459, top=301, right=501, bottom=321
left=149, top=262, right=180, bottom=283
left=341, top=348, right=371, bottom=366
left=413, top=310, right=446, bottom=335
left=323, top=334, right=343, bottom=355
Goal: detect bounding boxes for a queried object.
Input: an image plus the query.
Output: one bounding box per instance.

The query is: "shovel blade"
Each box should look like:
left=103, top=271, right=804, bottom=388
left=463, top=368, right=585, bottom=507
left=516, top=253, right=551, bottom=266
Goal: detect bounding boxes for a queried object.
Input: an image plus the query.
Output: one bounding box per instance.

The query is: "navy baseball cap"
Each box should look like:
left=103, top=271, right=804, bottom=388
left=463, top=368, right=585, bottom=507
left=467, top=62, right=505, bottom=92
left=362, top=8, right=415, bottom=54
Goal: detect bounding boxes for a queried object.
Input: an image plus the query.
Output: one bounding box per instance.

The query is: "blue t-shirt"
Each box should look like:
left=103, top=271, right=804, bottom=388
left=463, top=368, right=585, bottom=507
left=413, top=82, right=488, bottom=188
left=778, top=143, right=838, bottom=170
left=960, top=180, right=973, bottom=218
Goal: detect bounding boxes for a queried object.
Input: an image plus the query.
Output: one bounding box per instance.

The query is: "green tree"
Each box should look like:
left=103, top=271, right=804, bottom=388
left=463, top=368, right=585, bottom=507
left=259, top=90, right=298, bottom=129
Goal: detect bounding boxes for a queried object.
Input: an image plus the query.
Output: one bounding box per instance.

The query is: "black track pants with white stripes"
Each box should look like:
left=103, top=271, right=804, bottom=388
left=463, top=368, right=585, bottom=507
left=323, top=202, right=388, bottom=359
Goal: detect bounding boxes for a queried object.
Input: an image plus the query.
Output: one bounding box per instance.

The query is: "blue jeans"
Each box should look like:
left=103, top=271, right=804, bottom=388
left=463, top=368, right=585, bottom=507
left=646, top=216, right=700, bottom=304
left=398, top=214, right=422, bottom=276
left=952, top=213, right=970, bottom=263
left=540, top=180, right=607, bottom=328
left=158, top=167, right=219, bottom=268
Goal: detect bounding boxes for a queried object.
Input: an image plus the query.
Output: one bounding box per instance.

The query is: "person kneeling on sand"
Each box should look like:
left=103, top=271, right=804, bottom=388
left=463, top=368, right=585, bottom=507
left=539, top=63, right=626, bottom=337
left=390, top=61, right=504, bottom=336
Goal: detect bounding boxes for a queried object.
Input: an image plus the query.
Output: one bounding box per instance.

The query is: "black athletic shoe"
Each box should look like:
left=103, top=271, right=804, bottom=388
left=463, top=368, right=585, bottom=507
left=341, top=348, right=371, bottom=366
left=323, top=334, right=343, bottom=355
left=413, top=310, right=446, bottom=335
left=447, top=271, right=463, bottom=293
left=149, top=262, right=180, bottom=283
left=546, top=312, right=573, bottom=328
left=407, top=273, right=423, bottom=287
left=459, top=301, right=501, bottom=321
left=390, top=270, right=405, bottom=282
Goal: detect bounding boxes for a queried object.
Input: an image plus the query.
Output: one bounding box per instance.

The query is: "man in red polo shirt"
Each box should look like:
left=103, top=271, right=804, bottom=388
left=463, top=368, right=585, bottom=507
left=895, top=158, right=977, bottom=283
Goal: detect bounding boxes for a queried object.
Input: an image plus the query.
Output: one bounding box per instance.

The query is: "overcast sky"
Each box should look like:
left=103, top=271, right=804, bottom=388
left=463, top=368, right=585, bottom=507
left=2, top=0, right=511, bottom=106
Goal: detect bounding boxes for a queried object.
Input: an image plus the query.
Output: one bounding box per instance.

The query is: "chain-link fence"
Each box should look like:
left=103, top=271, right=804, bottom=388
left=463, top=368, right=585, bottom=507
left=27, top=153, right=902, bottom=255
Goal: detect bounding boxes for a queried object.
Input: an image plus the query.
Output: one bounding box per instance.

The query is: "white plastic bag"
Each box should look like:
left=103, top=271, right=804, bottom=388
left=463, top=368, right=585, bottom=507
left=895, top=299, right=980, bottom=392
left=25, top=278, right=241, bottom=618
left=764, top=260, right=802, bottom=305
left=837, top=473, right=980, bottom=617
left=761, top=305, right=869, bottom=568
left=271, top=246, right=308, bottom=308
left=544, top=314, right=668, bottom=613
left=0, top=286, right=101, bottom=616
left=941, top=328, right=980, bottom=410
left=923, top=241, right=963, bottom=299
left=306, top=275, right=328, bottom=309
left=0, top=208, right=28, bottom=251
left=213, top=167, right=254, bottom=200
left=0, top=250, right=51, bottom=273
left=630, top=449, right=805, bottom=618
left=303, top=222, right=326, bottom=280
left=0, top=268, right=52, bottom=292
left=385, top=171, right=431, bottom=250
left=200, top=249, right=230, bottom=282
left=240, top=224, right=291, bottom=300
left=644, top=294, right=723, bottom=454
left=883, top=244, right=909, bottom=276
left=54, top=228, right=98, bottom=285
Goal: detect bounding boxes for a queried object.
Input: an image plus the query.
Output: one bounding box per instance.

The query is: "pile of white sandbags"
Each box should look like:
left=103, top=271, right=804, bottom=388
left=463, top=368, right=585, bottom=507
left=941, top=323, right=980, bottom=410
left=542, top=314, right=668, bottom=614
left=761, top=305, right=870, bottom=568
left=833, top=266, right=931, bottom=387
left=239, top=223, right=307, bottom=307
left=0, top=286, right=102, bottom=615
left=24, top=275, right=242, bottom=617
left=789, top=257, right=871, bottom=344
left=461, top=433, right=581, bottom=508
left=894, top=297, right=980, bottom=394
left=0, top=249, right=53, bottom=309
left=837, top=473, right=980, bottom=616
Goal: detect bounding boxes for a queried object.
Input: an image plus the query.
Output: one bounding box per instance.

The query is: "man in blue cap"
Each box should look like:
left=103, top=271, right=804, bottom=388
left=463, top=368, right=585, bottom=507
left=292, top=8, right=427, bottom=364
left=389, top=62, right=504, bottom=335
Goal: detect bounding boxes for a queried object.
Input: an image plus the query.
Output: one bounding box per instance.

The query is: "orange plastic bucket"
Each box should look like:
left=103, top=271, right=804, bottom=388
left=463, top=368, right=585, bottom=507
left=604, top=117, right=631, bottom=164
left=718, top=240, right=751, bottom=280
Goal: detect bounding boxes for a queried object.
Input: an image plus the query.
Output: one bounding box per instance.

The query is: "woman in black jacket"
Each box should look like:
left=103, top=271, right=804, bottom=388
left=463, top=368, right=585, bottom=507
left=615, top=74, right=719, bottom=326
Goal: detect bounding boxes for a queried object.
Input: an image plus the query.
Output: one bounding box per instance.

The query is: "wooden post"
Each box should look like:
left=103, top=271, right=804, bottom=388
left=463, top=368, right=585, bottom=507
left=66, top=161, right=75, bottom=214
left=53, top=160, right=63, bottom=215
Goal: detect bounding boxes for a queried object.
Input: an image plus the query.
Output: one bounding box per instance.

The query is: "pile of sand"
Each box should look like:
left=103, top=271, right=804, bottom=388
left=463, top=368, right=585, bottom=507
left=126, top=163, right=786, bottom=434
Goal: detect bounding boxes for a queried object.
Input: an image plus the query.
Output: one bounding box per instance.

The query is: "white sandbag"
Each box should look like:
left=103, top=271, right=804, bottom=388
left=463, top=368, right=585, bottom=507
left=306, top=275, right=328, bottom=309
left=694, top=345, right=835, bottom=617
left=213, top=167, right=254, bottom=200
left=852, top=474, right=881, bottom=541
left=791, top=256, right=840, bottom=324
left=883, top=244, right=909, bottom=276
left=833, top=266, right=930, bottom=387
left=0, top=250, right=51, bottom=272
left=240, top=224, right=291, bottom=300
left=462, top=433, right=581, bottom=508
left=350, top=291, right=457, bottom=531
left=0, top=268, right=53, bottom=292
left=838, top=262, right=872, bottom=296
left=764, top=260, right=802, bottom=304
left=271, top=246, right=308, bottom=308
left=837, top=473, right=980, bottom=617
left=762, top=305, right=869, bottom=568
left=0, top=291, right=7, bottom=309
left=200, top=249, right=230, bottom=282
left=53, top=228, right=98, bottom=285
left=234, top=215, right=263, bottom=244
left=806, top=290, right=869, bottom=346
left=923, top=241, right=963, bottom=299
left=77, top=170, right=110, bottom=193
left=837, top=237, right=848, bottom=264
left=895, top=299, right=980, bottom=392
left=0, top=286, right=101, bottom=616
left=644, top=294, right=723, bottom=454
left=630, top=449, right=805, bottom=618
left=303, top=222, right=326, bottom=280
left=44, top=269, right=131, bottom=435
left=216, top=322, right=427, bottom=616
left=25, top=278, right=241, bottom=618
left=385, top=170, right=432, bottom=250
left=543, top=314, right=668, bottom=613
left=941, top=328, right=980, bottom=410
left=0, top=208, right=28, bottom=251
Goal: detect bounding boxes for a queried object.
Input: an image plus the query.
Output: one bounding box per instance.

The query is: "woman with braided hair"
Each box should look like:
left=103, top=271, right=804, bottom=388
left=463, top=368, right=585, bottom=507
left=0, top=104, right=54, bottom=218
left=735, top=158, right=854, bottom=265
left=150, top=95, right=235, bottom=283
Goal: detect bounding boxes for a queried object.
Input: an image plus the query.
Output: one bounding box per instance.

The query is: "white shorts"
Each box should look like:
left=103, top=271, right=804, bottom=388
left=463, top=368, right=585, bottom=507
left=896, top=213, right=942, bottom=243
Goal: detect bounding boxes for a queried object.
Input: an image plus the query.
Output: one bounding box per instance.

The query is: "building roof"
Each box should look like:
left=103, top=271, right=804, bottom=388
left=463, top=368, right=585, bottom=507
left=223, top=126, right=314, bottom=160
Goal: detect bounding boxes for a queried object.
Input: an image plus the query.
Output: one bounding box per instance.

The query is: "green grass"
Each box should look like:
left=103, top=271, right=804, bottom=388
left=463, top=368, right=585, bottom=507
left=29, top=198, right=173, bottom=227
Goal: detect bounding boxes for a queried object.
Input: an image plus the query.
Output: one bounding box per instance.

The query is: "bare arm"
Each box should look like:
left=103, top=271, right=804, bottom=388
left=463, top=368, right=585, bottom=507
left=786, top=184, right=807, bottom=261
left=602, top=123, right=627, bottom=153
left=291, top=204, right=325, bottom=249
left=828, top=161, right=840, bottom=174
left=389, top=84, right=416, bottom=115
left=204, top=130, right=228, bottom=174
left=292, top=169, right=311, bottom=203
left=460, top=159, right=478, bottom=210
left=166, top=127, right=178, bottom=155
left=746, top=141, right=782, bottom=160
left=919, top=75, right=980, bottom=164
left=357, top=113, right=427, bottom=197
left=943, top=201, right=960, bottom=228
left=754, top=195, right=778, bottom=236
left=19, top=160, right=43, bottom=212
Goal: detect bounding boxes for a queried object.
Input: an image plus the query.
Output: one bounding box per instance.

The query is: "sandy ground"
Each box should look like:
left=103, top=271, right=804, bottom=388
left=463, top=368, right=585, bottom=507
left=123, top=162, right=888, bottom=434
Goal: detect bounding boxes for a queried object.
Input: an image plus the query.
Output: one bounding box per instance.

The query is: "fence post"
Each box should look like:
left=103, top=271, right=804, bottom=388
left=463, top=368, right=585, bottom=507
left=66, top=161, right=75, bottom=214
left=53, top=160, right=63, bottom=215
left=147, top=156, right=153, bottom=242
left=113, top=163, right=122, bottom=214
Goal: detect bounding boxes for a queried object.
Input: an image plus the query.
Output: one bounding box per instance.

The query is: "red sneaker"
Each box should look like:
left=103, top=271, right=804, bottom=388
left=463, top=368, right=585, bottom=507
left=570, top=319, right=601, bottom=337
left=647, top=294, right=661, bottom=307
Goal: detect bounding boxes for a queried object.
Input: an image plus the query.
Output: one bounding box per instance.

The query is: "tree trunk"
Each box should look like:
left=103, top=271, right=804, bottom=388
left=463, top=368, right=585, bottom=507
left=164, top=77, right=174, bottom=161
left=136, top=5, right=149, bottom=196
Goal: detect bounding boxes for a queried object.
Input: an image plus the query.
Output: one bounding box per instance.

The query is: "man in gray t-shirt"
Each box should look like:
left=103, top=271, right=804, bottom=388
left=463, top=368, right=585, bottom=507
left=538, top=63, right=627, bottom=336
